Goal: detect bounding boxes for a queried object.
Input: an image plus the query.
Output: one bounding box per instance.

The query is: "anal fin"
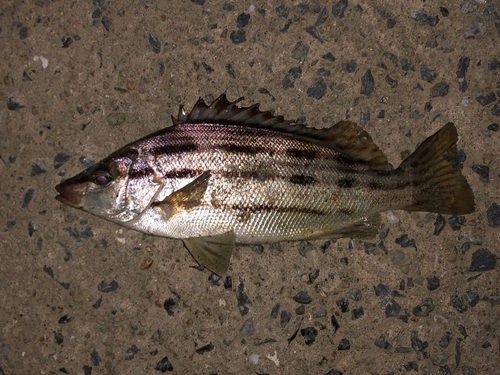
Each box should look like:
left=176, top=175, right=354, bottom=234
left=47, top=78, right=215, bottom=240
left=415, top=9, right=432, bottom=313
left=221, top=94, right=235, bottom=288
left=183, top=231, right=236, bottom=275
left=306, top=214, right=381, bottom=240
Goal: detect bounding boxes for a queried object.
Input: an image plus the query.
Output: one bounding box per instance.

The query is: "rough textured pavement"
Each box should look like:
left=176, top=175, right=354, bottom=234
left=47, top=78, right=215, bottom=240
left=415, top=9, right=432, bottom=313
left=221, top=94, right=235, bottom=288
left=1, top=0, right=500, bottom=374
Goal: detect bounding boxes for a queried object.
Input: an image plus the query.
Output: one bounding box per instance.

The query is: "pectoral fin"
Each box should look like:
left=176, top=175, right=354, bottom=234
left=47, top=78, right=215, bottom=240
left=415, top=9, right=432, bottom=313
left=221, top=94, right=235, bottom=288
left=153, top=171, right=211, bottom=219
left=183, top=231, right=236, bottom=275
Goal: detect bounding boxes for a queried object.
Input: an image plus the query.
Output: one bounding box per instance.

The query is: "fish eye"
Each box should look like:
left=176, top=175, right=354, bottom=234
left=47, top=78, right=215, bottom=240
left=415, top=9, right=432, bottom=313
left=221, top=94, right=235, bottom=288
left=92, top=166, right=114, bottom=186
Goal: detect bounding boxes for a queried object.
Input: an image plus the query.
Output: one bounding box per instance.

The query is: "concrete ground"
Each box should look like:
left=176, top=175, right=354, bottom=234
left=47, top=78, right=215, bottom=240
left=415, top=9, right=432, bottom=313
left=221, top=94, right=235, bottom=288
left=1, top=0, right=499, bottom=374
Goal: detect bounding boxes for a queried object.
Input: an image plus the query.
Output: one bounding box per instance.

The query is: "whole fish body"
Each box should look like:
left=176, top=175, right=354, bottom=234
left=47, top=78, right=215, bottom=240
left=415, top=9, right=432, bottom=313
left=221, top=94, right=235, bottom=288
left=56, top=94, right=475, bottom=274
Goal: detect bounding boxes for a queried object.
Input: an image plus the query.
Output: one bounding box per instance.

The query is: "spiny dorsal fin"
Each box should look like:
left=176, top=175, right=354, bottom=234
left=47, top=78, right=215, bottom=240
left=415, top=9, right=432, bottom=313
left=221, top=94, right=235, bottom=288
left=173, top=94, right=388, bottom=169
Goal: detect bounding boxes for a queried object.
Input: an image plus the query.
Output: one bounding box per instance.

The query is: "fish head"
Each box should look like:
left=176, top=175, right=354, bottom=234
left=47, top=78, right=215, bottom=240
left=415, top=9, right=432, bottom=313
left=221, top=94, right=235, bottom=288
left=55, top=150, right=162, bottom=223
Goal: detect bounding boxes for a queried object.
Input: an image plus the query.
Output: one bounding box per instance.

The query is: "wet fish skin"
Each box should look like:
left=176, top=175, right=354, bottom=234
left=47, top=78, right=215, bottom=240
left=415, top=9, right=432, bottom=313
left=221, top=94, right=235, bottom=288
left=55, top=94, right=475, bottom=274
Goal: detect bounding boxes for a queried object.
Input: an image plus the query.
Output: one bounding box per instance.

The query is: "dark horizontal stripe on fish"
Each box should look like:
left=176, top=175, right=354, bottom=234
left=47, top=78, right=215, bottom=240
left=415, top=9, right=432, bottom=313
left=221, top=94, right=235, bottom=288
left=289, top=174, right=315, bottom=185
left=218, top=170, right=318, bottom=186
left=128, top=164, right=379, bottom=195
left=337, top=207, right=356, bottom=216
left=337, top=177, right=356, bottom=188
left=285, top=148, right=317, bottom=160
left=396, top=179, right=422, bottom=189
left=149, top=142, right=198, bottom=156
left=128, top=165, right=151, bottom=180
left=164, top=168, right=200, bottom=179
left=128, top=165, right=201, bottom=181
left=365, top=176, right=422, bottom=191
left=210, top=200, right=325, bottom=216
left=219, top=143, right=267, bottom=155
left=218, top=169, right=356, bottom=190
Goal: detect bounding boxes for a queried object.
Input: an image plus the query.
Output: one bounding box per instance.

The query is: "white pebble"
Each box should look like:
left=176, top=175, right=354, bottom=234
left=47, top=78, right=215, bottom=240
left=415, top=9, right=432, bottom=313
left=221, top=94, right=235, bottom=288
left=249, top=354, right=259, bottom=365
left=249, top=4, right=255, bottom=12
left=266, top=351, right=280, bottom=367
left=462, top=96, right=473, bottom=106
left=385, top=211, right=400, bottom=224
left=40, top=56, right=49, bottom=68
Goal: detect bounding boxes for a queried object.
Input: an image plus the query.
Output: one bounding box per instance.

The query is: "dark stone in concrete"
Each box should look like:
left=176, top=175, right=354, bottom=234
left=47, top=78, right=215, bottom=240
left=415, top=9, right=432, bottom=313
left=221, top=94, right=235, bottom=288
left=361, top=70, right=375, bottom=96
left=291, top=41, right=309, bottom=63
left=487, top=203, right=500, bottom=227
left=336, top=297, right=349, bottom=312
left=426, top=277, right=440, bottom=291
left=230, top=29, right=246, bottom=44
left=163, top=298, right=177, bottom=315
left=472, top=165, right=490, bottom=183
left=450, top=294, right=468, bottom=313
left=331, top=314, right=340, bottom=333
left=412, top=298, right=435, bottom=317
left=469, top=248, right=497, bottom=272
left=385, top=299, right=401, bottom=317
left=456, top=57, right=470, bottom=78
left=351, top=307, right=364, bottom=320
left=155, top=357, right=174, bottom=372
left=342, top=60, right=357, bottom=73
left=439, top=332, right=452, bottom=347
left=241, top=319, right=254, bottom=337
left=430, top=82, right=450, bottom=97
left=434, top=214, right=446, bottom=235
left=237, top=13, right=250, bottom=28
left=338, top=338, right=350, bottom=350
left=283, top=67, right=302, bottom=89
left=301, top=327, right=318, bottom=345
left=275, top=5, right=289, bottom=18
left=98, top=280, right=119, bottom=293
left=307, top=78, right=327, bottom=99
left=374, top=334, right=391, bottom=349
left=448, top=215, right=466, bottom=231
left=411, top=331, right=428, bottom=352
left=412, top=12, right=439, bottom=26
left=280, top=310, right=291, bottom=327
left=420, top=64, right=437, bottom=82
left=332, top=0, right=348, bottom=18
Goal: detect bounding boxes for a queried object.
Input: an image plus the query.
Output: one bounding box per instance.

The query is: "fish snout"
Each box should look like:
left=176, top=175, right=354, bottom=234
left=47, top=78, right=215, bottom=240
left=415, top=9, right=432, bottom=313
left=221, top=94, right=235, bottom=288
left=55, top=182, right=83, bottom=207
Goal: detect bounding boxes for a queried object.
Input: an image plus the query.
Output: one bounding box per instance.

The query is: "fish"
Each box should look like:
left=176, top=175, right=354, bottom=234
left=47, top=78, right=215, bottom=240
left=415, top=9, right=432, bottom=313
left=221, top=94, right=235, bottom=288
left=55, top=94, right=475, bottom=275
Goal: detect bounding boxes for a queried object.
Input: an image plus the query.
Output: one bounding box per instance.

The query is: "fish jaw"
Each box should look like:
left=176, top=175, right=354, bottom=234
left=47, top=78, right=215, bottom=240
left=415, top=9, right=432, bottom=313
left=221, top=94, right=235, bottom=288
left=55, top=181, right=84, bottom=208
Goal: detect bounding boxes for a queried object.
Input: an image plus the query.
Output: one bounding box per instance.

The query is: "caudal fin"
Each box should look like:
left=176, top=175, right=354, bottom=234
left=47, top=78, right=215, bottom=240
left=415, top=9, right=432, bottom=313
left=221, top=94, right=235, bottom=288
left=397, top=123, right=475, bottom=215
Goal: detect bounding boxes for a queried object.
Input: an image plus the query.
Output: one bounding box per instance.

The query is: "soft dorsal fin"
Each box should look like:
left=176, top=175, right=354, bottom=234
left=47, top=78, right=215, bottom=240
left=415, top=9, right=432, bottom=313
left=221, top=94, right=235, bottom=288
left=320, top=121, right=389, bottom=170
left=172, top=94, right=388, bottom=170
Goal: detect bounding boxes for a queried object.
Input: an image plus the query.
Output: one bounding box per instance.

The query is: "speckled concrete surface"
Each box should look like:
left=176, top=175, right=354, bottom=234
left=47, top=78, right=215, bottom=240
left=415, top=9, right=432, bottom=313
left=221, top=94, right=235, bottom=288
left=1, top=0, right=500, bottom=374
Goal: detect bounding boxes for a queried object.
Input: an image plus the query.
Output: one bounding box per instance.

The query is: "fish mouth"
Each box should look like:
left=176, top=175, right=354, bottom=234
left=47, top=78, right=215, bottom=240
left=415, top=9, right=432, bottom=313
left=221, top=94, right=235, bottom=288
left=55, top=184, right=83, bottom=207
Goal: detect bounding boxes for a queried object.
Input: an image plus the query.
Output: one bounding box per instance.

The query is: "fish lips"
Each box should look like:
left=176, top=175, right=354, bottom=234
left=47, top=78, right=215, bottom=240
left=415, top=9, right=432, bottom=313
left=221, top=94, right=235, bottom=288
left=55, top=183, right=83, bottom=207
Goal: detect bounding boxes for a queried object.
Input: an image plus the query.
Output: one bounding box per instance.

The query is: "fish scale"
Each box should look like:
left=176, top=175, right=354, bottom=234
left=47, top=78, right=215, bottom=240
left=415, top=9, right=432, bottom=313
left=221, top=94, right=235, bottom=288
left=56, top=94, right=475, bottom=275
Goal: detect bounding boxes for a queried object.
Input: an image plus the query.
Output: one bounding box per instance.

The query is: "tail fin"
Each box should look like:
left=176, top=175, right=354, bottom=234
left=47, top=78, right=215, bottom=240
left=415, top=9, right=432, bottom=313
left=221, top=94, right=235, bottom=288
left=397, top=123, right=475, bottom=215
